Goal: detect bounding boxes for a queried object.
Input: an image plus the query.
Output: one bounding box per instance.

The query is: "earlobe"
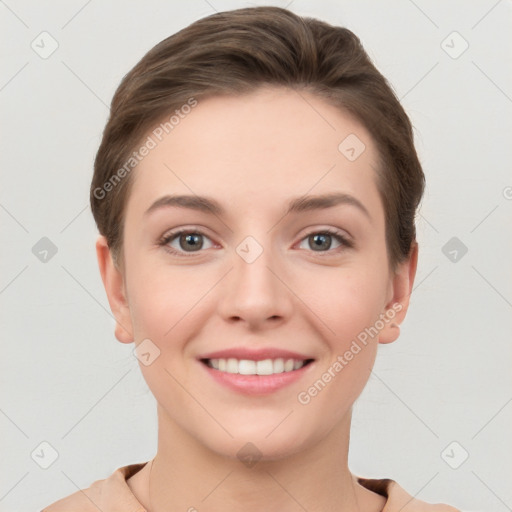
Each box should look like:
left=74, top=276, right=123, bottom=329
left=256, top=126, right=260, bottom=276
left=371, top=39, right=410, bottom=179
left=378, top=242, right=419, bottom=345
left=95, top=235, right=134, bottom=344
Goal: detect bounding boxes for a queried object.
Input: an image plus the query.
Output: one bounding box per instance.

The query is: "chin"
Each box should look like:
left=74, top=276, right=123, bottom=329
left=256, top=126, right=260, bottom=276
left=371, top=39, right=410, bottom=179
left=193, top=416, right=317, bottom=464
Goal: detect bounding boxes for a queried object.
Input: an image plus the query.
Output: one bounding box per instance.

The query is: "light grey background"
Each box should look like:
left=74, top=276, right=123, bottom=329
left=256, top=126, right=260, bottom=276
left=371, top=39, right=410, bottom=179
left=1, top=1, right=511, bottom=511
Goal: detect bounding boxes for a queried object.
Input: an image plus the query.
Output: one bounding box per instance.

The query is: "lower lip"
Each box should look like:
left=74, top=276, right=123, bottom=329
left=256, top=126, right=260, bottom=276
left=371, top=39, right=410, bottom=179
left=200, top=361, right=314, bottom=395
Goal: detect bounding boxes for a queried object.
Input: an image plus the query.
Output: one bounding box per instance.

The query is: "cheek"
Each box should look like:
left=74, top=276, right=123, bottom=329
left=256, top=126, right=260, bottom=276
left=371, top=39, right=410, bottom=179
left=297, top=270, right=384, bottom=415
left=126, top=266, right=181, bottom=339
left=127, top=266, right=214, bottom=351
left=306, top=263, right=387, bottom=341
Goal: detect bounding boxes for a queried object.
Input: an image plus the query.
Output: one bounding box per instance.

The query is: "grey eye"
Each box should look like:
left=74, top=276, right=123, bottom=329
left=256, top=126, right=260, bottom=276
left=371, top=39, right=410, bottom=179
left=298, top=232, right=343, bottom=252
left=169, top=232, right=214, bottom=252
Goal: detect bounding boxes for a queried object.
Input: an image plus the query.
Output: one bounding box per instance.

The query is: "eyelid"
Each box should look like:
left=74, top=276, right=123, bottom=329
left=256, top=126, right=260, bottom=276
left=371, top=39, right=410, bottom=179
left=157, top=226, right=217, bottom=256
left=158, top=225, right=353, bottom=257
left=294, top=227, right=353, bottom=254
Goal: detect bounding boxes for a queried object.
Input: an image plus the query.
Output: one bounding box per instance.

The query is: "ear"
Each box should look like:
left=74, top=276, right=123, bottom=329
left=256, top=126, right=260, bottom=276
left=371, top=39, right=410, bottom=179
left=95, top=235, right=134, bottom=344
left=378, top=241, right=419, bottom=344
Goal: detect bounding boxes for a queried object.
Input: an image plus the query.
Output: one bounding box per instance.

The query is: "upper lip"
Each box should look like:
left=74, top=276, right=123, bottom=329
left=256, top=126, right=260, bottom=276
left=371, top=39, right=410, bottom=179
left=198, top=347, right=314, bottom=361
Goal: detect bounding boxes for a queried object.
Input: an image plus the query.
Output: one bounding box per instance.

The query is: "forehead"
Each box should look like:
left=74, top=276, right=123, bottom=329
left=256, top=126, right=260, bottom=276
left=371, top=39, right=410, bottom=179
left=125, top=87, right=382, bottom=223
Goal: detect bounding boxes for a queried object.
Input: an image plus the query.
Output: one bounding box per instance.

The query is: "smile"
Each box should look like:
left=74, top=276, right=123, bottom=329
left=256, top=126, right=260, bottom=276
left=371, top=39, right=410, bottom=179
left=201, top=357, right=314, bottom=375
left=199, top=356, right=315, bottom=395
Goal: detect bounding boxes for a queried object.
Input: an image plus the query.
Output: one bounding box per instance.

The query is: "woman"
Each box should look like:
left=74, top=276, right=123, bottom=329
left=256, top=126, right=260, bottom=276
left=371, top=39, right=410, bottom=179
left=43, top=6, right=460, bottom=511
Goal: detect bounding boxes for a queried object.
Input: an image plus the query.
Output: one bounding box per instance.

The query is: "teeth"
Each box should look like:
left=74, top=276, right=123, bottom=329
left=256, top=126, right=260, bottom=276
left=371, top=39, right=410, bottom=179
left=284, top=359, right=294, bottom=372
left=207, top=358, right=309, bottom=375
left=239, top=359, right=256, bottom=375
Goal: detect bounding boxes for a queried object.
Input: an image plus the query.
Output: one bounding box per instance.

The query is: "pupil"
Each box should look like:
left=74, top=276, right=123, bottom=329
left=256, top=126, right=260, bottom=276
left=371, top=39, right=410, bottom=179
left=182, top=233, right=202, bottom=251
left=178, top=233, right=332, bottom=252
left=311, top=234, right=330, bottom=251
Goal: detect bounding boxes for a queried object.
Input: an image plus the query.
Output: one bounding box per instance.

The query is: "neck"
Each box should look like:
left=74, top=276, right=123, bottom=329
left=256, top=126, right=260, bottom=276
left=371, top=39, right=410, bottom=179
left=131, top=405, right=384, bottom=512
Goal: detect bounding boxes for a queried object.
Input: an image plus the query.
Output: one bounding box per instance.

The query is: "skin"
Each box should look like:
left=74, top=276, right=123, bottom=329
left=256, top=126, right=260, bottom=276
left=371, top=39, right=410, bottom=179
left=96, top=86, right=418, bottom=511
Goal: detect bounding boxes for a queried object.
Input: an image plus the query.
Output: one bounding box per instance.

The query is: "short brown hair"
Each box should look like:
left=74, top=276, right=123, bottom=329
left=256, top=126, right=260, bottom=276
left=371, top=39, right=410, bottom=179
left=90, top=6, right=425, bottom=273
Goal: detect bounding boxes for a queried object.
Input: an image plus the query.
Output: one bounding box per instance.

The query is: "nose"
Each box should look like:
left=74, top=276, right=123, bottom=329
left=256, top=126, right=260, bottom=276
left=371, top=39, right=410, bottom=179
left=217, top=240, right=293, bottom=330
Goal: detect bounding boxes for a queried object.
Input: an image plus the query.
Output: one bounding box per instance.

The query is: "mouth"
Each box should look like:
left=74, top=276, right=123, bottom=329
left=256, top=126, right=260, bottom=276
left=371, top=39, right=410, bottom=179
left=200, top=357, right=315, bottom=375
left=197, top=350, right=316, bottom=395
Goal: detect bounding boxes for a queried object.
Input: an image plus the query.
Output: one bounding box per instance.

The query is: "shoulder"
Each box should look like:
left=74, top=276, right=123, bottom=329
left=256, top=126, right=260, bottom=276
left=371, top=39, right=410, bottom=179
left=40, top=479, right=104, bottom=512
left=386, top=479, right=461, bottom=511
left=357, top=477, right=461, bottom=512
left=40, top=462, right=148, bottom=512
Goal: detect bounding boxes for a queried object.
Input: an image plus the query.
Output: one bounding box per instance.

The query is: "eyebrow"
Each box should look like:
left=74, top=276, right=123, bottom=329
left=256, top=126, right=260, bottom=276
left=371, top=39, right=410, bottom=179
left=144, top=192, right=371, bottom=220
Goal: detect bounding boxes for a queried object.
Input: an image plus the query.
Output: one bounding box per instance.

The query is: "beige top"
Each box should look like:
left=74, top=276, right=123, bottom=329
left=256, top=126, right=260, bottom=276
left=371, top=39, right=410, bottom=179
left=41, top=461, right=461, bottom=512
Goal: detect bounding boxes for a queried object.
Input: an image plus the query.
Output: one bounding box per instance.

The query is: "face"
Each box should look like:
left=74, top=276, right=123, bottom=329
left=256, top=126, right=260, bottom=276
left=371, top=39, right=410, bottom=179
left=97, top=86, right=417, bottom=461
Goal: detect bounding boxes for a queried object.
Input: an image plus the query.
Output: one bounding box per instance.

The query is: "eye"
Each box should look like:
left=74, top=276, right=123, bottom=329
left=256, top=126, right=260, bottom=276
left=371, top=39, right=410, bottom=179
left=158, top=229, right=214, bottom=256
left=158, top=227, right=353, bottom=258
left=297, top=229, right=353, bottom=253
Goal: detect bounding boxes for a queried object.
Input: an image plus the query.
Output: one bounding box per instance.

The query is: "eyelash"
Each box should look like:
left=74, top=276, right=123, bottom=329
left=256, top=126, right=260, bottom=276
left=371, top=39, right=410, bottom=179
left=157, top=227, right=354, bottom=258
